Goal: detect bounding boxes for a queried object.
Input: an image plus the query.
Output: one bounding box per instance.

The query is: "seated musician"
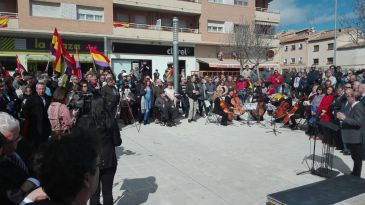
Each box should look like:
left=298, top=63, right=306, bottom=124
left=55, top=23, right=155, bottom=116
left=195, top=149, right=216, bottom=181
left=225, top=89, right=242, bottom=121
left=285, top=93, right=306, bottom=130
left=155, top=91, right=178, bottom=127
left=266, top=84, right=276, bottom=96
left=213, top=90, right=229, bottom=126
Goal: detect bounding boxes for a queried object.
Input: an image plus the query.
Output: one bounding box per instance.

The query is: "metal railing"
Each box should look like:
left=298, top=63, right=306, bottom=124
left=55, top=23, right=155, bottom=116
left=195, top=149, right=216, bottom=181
left=114, top=22, right=199, bottom=34
left=178, top=0, right=201, bottom=3
left=256, top=7, right=280, bottom=14
left=0, top=12, right=18, bottom=18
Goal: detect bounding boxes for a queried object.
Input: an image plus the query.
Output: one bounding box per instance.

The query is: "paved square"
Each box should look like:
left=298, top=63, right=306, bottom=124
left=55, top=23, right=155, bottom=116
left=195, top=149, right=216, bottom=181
left=112, top=117, right=365, bottom=205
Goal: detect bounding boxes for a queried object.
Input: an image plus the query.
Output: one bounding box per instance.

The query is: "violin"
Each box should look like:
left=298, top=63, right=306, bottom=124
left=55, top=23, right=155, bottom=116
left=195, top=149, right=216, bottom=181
left=219, top=98, right=234, bottom=122
left=230, top=97, right=245, bottom=116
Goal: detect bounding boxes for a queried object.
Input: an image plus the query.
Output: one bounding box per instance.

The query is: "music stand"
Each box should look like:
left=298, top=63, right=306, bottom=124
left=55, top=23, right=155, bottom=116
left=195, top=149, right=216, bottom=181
left=241, top=103, right=257, bottom=127
left=266, top=115, right=282, bottom=136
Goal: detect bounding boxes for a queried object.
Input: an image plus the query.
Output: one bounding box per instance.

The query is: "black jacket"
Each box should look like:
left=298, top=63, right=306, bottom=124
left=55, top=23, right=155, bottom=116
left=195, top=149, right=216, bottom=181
left=101, top=85, right=120, bottom=112
left=22, top=94, right=51, bottom=145
left=186, top=82, right=199, bottom=101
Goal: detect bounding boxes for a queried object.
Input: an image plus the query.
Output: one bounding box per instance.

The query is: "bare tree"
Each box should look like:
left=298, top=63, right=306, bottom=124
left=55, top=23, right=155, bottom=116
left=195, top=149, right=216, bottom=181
left=227, top=20, right=275, bottom=79
left=339, top=0, right=365, bottom=45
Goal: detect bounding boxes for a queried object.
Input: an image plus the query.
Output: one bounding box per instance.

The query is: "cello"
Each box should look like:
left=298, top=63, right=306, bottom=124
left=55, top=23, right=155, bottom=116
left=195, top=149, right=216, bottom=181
left=219, top=98, right=234, bottom=122
left=231, top=96, right=245, bottom=116
left=273, top=101, right=290, bottom=119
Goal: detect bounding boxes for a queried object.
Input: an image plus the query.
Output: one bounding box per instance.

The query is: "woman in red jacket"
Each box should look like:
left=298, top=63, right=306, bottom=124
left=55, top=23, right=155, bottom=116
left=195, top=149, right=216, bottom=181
left=318, top=86, right=335, bottom=122
left=317, top=86, right=335, bottom=144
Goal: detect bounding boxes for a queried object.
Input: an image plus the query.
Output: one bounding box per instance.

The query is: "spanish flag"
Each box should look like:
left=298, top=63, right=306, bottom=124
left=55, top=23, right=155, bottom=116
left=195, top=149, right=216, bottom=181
left=16, top=55, right=26, bottom=75
left=51, top=28, right=64, bottom=73
left=88, top=46, right=110, bottom=68
left=113, top=22, right=129, bottom=28
left=0, top=16, right=9, bottom=28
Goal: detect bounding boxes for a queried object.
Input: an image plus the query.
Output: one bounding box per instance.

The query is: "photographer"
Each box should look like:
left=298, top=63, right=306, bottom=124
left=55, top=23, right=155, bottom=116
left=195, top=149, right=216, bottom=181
left=68, top=80, right=93, bottom=117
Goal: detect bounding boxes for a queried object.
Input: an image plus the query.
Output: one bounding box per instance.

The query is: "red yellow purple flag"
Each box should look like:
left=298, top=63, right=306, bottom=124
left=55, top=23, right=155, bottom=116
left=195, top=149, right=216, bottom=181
left=51, top=28, right=64, bottom=73
left=88, top=46, right=110, bottom=68
left=16, top=55, right=26, bottom=75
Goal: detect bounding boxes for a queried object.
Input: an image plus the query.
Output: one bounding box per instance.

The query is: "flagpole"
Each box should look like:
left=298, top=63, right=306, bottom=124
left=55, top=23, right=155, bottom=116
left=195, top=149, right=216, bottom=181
left=334, top=0, right=338, bottom=65
left=45, top=52, right=51, bottom=72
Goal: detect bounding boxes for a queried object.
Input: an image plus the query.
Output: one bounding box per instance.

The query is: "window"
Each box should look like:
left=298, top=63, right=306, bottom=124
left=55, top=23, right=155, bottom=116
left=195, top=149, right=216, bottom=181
left=313, top=45, right=319, bottom=52
left=208, top=20, right=224, bottom=33
left=328, top=43, right=334, bottom=50
left=327, top=57, right=333, bottom=65
left=299, top=57, right=303, bottom=64
left=233, top=24, right=249, bottom=33
left=285, top=46, right=288, bottom=52
left=135, top=15, right=147, bottom=28
left=291, top=45, right=296, bottom=51
left=313, top=58, right=319, bottom=65
left=115, top=13, right=129, bottom=22
left=299, top=44, right=303, bottom=50
left=290, top=58, right=296, bottom=64
left=234, top=0, right=248, bottom=6
left=284, top=59, right=288, bottom=64
left=77, top=6, right=104, bottom=22
left=30, top=1, right=60, bottom=18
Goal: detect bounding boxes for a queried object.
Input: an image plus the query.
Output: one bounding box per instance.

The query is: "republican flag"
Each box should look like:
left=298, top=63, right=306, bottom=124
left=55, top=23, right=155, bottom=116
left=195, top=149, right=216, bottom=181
left=63, top=49, right=77, bottom=76
left=88, top=46, right=110, bottom=68
left=16, top=55, right=26, bottom=75
left=0, top=16, right=9, bottom=28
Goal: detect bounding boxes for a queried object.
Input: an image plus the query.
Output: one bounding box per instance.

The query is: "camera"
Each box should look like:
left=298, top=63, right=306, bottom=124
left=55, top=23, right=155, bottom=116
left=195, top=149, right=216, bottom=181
left=68, top=92, right=93, bottom=116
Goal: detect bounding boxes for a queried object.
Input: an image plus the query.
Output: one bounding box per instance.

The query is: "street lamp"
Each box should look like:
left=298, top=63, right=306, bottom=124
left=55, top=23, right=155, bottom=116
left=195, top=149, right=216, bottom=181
left=334, top=0, right=338, bottom=65
left=173, top=17, right=179, bottom=92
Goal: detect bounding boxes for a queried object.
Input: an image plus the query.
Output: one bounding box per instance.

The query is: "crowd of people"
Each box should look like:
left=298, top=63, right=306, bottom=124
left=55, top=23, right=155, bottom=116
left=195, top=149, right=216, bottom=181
left=1, top=62, right=365, bottom=204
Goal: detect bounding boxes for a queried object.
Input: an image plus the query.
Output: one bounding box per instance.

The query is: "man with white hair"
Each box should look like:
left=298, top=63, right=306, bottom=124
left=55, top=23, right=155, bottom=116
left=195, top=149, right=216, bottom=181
left=0, top=112, right=43, bottom=204
left=22, top=82, right=51, bottom=149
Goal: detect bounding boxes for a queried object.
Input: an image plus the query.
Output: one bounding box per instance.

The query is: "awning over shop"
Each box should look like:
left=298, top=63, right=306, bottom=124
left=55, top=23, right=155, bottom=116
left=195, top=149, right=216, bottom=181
left=197, top=58, right=241, bottom=69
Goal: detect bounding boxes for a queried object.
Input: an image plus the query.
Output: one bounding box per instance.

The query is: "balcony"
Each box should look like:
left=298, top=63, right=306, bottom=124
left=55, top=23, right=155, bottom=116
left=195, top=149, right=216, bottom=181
left=255, top=7, right=280, bottom=25
left=113, top=0, right=201, bottom=14
left=0, top=12, right=19, bottom=29
left=113, top=22, right=201, bottom=43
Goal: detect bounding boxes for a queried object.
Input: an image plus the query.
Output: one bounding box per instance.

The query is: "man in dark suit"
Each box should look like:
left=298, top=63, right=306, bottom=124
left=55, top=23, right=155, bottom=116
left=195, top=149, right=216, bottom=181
left=0, top=112, right=43, bottom=205
left=22, top=82, right=51, bottom=150
left=101, top=77, right=120, bottom=117
left=359, top=84, right=365, bottom=107
left=337, top=88, right=365, bottom=177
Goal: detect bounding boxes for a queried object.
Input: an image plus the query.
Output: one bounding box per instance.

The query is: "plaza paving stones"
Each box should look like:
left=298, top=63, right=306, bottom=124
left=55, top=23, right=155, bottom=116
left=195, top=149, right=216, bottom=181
left=112, top=117, right=364, bottom=205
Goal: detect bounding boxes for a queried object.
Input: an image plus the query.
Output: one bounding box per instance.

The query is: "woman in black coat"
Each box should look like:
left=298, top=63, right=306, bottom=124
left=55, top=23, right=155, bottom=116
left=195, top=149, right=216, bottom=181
left=77, top=93, right=121, bottom=205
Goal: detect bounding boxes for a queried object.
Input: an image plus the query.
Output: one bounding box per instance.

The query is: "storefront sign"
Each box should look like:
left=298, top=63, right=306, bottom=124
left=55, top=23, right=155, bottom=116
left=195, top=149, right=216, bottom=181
left=113, top=43, right=194, bottom=56
left=28, top=38, right=104, bottom=53
left=0, top=36, right=103, bottom=53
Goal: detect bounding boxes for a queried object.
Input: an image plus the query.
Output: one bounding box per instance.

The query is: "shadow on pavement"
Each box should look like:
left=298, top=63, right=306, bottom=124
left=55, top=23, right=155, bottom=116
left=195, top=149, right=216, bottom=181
left=305, top=153, right=351, bottom=174
left=115, top=146, right=137, bottom=160
left=114, top=176, right=158, bottom=205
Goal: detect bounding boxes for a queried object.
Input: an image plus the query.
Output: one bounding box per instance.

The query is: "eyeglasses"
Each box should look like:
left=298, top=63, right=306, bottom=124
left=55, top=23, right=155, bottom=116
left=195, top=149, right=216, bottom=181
left=0, top=132, right=22, bottom=145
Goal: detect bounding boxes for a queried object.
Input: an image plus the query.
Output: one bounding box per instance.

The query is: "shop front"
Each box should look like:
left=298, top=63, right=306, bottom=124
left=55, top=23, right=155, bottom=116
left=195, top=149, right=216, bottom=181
left=0, top=35, right=103, bottom=75
left=111, top=42, right=196, bottom=78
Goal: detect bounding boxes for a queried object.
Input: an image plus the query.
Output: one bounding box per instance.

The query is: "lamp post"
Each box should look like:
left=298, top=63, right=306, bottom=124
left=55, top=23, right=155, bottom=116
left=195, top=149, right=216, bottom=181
left=334, top=0, right=338, bottom=65
left=173, top=17, right=179, bottom=92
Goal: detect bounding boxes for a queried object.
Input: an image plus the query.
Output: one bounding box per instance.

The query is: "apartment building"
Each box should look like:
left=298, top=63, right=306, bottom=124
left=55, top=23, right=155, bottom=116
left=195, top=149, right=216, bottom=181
left=0, top=0, right=280, bottom=76
left=307, top=28, right=360, bottom=68
left=278, top=28, right=315, bottom=70
left=337, top=42, right=365, bottom=69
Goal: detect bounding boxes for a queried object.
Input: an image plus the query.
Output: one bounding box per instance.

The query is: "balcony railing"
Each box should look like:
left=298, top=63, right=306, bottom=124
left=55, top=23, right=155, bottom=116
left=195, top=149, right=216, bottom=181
left=0, top=12, right=18, bottom=18
left=178, top=0, right=201, bottom=3
left=256, top=7, right=280, bottom=14
left=113, top=22, right=199, bottom=34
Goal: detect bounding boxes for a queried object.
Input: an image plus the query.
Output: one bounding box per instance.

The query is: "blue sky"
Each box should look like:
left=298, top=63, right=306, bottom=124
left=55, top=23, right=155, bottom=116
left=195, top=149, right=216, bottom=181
left=269, top=0, right=357, bottom=32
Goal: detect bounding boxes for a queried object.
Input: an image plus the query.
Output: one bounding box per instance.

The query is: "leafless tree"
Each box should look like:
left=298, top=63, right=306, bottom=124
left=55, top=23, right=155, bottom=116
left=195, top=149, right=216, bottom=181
left=339, top=0, right=365, bottom=45
left=227, top=20, right=275, bottom=79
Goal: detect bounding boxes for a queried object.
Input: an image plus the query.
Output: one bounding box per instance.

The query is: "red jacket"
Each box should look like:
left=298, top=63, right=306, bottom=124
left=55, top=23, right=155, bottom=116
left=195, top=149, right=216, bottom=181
left=317, top=95, right=334, bottom=122
left=268, top=74, right=283, bottom=87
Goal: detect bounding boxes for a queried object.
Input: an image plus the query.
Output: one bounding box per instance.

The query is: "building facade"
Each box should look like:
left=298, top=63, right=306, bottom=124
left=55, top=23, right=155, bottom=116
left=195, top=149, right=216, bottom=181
left=0, top=0, right=280, bottom=76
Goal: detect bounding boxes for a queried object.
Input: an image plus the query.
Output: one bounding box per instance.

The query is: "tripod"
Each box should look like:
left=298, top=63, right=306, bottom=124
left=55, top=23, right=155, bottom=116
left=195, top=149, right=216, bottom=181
left=296, top=137, right=322, bottom=176
left=118, top=97, right=141, bottom=133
